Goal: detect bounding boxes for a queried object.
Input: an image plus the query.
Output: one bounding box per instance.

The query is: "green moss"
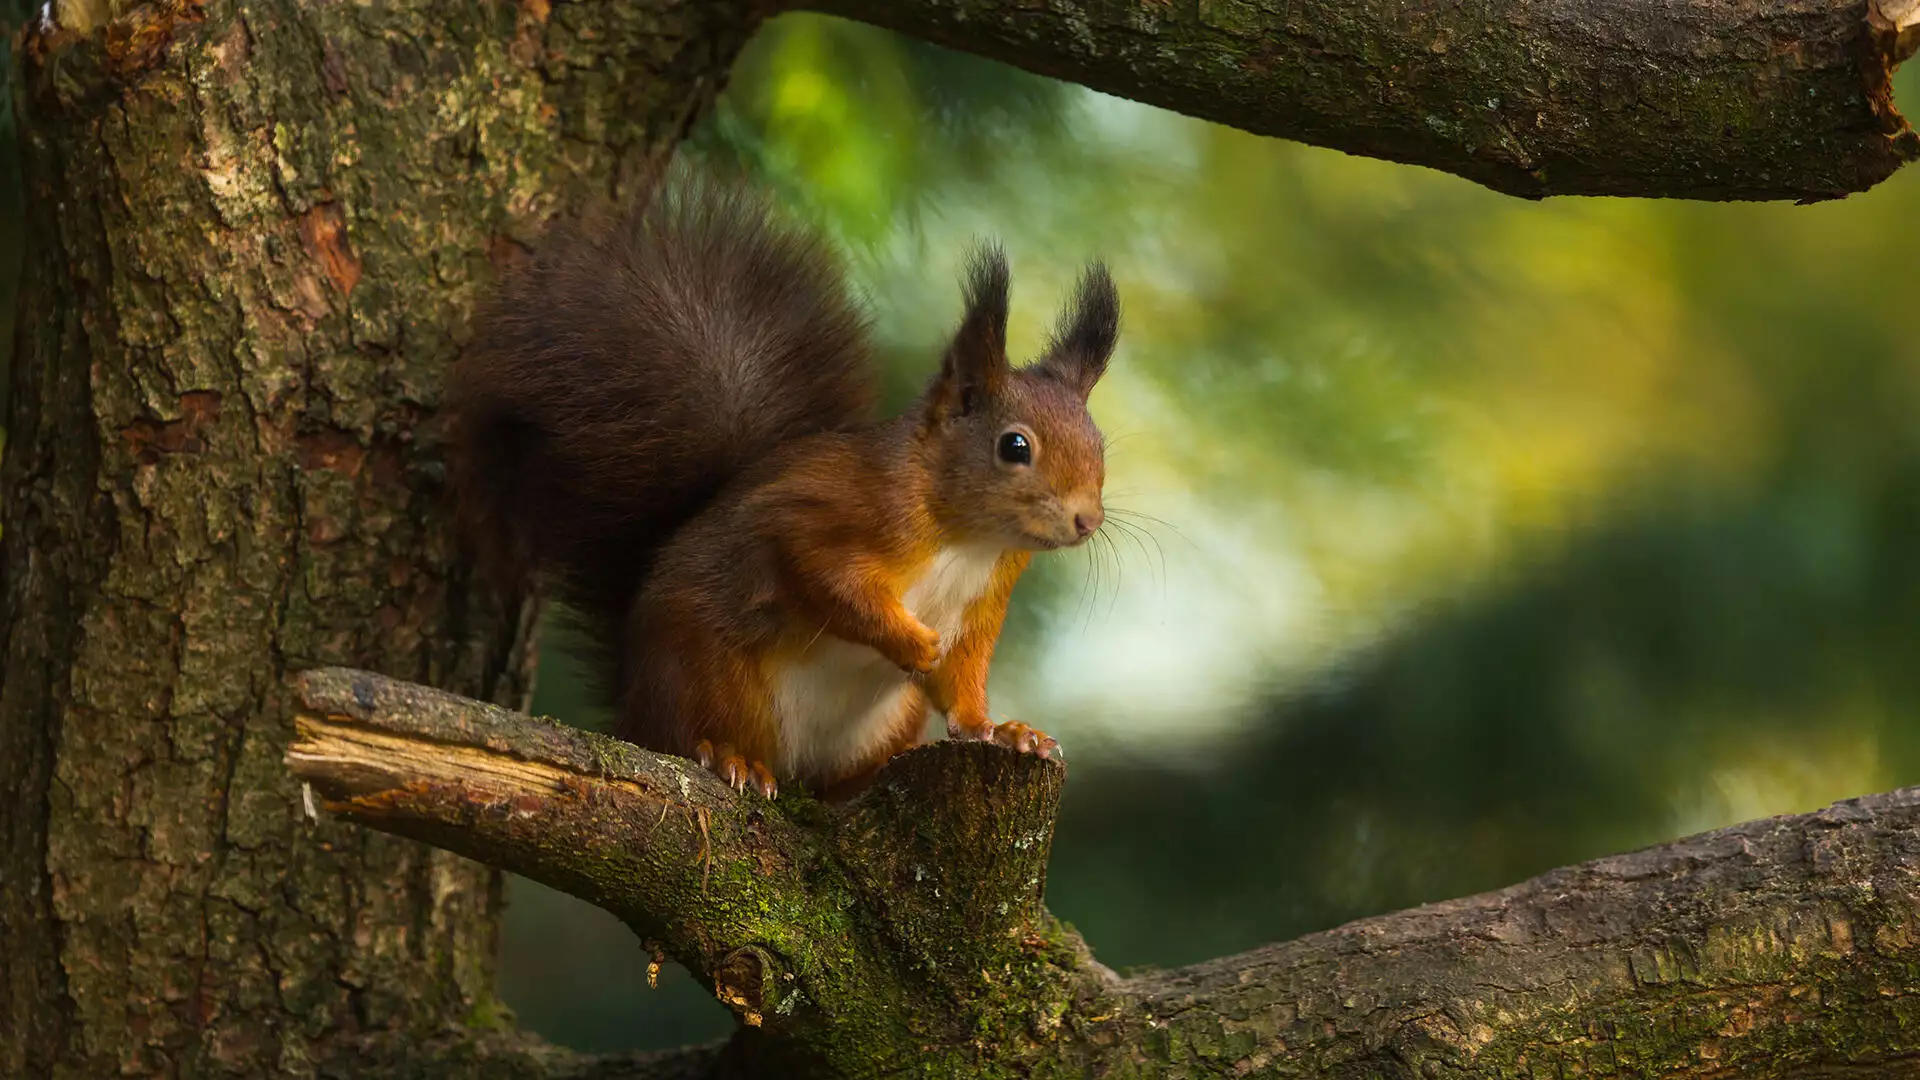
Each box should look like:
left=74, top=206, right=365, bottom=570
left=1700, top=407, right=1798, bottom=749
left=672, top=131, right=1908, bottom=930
left=465, top=994, right=518, bottom=1034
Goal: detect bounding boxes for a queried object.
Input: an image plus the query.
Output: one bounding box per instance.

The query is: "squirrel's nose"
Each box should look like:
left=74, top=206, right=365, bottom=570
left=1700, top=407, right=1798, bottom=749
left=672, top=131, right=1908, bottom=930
left=1073, top=509, right=1102, bottom=538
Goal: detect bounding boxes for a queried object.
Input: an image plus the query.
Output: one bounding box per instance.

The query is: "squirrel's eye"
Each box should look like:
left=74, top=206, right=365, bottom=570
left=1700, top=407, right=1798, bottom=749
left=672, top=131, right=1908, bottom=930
left=997, top=431, right=1033, bottom=466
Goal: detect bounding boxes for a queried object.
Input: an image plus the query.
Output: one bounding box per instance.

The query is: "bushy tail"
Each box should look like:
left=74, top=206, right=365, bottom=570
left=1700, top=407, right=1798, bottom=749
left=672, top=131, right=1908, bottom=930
left=444, top=168, right=876, bottom=667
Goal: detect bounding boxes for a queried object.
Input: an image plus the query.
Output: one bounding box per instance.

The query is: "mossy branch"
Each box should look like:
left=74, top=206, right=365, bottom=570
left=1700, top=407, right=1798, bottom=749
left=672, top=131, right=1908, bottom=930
left=288, top=669, right=1920, bottom=1078
left=807, top=0, right=1920, bottom=201
left=287, top=668, right=1075, bottom=1077
left=287, top=668, right=821, bottom=958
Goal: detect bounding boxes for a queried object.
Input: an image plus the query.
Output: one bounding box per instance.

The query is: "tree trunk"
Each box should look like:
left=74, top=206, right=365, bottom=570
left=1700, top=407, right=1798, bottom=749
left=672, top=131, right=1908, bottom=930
left=289, top=669, right=1920, bottom=1079
left=0, top=2, right=757, bottom=1074
left=4, top=1, right=1918, bottom=1078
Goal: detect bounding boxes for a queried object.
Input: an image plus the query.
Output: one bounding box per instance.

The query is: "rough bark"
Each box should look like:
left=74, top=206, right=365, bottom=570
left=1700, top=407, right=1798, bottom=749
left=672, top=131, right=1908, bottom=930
left=0, top=2, right=757, bottom=1076
left=808, top=0, right=1920, bottom=201
left=292, top=669, right=1920, bottom=1079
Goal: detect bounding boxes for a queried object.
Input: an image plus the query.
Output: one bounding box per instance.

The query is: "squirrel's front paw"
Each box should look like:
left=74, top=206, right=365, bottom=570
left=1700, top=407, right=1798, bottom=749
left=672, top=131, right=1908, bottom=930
left=888, top=621, right=942, bottom=675
left=947, top=716, right=1062, bottom=762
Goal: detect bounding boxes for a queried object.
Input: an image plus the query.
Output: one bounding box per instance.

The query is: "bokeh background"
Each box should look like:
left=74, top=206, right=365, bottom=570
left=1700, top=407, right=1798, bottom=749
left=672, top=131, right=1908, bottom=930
left=6, top=8, right=1919, bottom=1056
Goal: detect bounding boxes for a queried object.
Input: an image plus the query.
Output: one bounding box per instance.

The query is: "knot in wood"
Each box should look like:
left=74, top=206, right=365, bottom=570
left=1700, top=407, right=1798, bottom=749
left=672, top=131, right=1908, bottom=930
left=713, top=945, right=784, bottom=1029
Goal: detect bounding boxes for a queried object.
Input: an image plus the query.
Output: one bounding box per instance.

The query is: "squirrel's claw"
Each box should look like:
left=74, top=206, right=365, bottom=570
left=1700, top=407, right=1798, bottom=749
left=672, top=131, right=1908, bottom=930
left=946, top=716, right=992, bottom=742
left=948, top=718, right=1063, bottom=768
left=693, top=740, right=779, bottom=799
left=990, top=721, right=1060, bottom=762
left=746, top=761, right=779, bottom=800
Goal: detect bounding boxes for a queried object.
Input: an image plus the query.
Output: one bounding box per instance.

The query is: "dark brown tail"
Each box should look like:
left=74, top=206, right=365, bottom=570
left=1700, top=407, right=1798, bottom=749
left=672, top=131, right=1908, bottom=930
left=444, top=167, right=876, bottom=684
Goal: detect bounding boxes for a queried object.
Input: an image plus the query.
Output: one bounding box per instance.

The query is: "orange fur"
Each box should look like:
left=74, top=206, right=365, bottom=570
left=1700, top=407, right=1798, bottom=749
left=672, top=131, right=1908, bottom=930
left=929, top=552, right=1031, bottom=738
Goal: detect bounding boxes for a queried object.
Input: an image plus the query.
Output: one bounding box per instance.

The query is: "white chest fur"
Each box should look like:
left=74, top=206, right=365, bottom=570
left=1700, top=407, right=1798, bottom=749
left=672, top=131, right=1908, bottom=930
left=775, top=543, right=1004, bottom=779
left=900, top=542, right=1006, bottom=644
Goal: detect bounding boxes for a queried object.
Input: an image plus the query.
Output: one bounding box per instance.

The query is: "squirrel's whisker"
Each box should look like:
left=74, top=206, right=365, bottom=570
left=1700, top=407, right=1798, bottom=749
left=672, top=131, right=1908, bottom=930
left=1107, top=507, right=1198, bottom=552
left=1105, top=516, right=1162, bottom=599
left=1098, top=527, right=1125, bottom=623
left=1079, top=528, right=1111, bottom=630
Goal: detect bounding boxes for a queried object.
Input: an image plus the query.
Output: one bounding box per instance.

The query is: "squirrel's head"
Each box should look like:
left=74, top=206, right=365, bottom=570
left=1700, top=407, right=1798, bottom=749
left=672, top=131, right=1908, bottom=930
left=921, top=245, right=1118, bottom=552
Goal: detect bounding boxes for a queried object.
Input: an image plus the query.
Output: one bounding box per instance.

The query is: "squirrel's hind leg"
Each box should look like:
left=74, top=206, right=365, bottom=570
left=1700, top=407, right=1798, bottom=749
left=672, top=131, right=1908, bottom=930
left=817, top=684, right=931, bottom=803
left=621, top=620, right=783, bottom=798
left=694, top=741, right=779, bottom=799
left=680, top=674, right=780, bottom=799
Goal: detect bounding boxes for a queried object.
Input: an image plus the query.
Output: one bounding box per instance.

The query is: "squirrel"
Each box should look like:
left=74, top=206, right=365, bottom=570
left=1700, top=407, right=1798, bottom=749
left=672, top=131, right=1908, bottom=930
left=444, top=168, right=1118, bottom=800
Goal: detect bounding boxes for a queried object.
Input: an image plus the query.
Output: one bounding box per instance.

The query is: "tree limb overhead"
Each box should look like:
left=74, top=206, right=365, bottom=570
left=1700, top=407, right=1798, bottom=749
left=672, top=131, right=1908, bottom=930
left=290, top=668, right=1920, bottom=1077
left=807, top=0, right=1920, bottom=200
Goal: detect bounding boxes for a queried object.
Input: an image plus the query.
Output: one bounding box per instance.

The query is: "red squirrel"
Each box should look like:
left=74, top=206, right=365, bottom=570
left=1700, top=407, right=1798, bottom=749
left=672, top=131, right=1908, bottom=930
left=445, top=169, right=1118, bottom=800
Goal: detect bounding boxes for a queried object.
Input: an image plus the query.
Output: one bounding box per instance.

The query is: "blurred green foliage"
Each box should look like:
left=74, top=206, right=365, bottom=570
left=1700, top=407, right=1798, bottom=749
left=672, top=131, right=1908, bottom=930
left=502, top=15, right=1920, bottom=1053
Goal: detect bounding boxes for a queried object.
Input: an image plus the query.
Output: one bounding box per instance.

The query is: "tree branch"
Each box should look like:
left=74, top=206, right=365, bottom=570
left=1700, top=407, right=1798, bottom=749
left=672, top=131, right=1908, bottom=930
left=288, top=668, right=1079, bottom=1078
left=804, top=0, right=1920, bottom=201
left=288, top=668, right=818, bottom=953
left=1122, top=787, right=1920, bottom=1076
left=288, top=669, right=1920, bottom=1077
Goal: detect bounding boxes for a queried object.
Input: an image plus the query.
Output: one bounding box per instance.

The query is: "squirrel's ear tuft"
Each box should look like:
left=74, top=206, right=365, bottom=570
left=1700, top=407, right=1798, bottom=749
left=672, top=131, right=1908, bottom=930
left=932, top=242, right=1012, bottom=420
left=1036, top=262, right=1119, bottom=400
